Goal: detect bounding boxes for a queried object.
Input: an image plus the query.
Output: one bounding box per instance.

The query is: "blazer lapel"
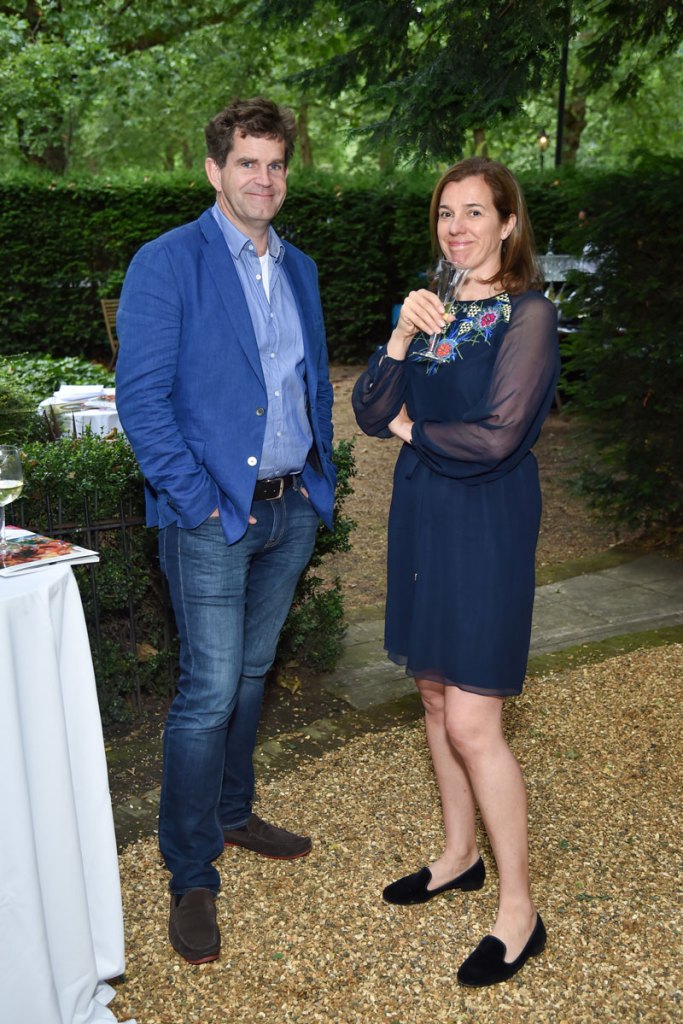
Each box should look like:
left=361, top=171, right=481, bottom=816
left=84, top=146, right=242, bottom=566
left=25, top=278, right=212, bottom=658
left=198, top=210, right=264, bottom=386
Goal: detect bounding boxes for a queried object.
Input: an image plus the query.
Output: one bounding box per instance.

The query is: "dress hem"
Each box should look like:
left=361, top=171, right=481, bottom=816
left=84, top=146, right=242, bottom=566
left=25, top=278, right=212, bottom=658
left=386, top=650, right=522, bottom=699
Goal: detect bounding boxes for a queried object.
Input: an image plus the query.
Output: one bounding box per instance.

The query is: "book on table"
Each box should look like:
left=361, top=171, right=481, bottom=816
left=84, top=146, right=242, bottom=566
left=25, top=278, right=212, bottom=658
left=0, top=527, right=99, bottom=577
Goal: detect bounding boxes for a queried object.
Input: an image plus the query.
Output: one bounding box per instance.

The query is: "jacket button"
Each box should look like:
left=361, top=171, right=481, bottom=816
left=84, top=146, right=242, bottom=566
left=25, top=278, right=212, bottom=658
left=247, top=456, right=257, bottom=466
left=256, top=407, right=265, bottom=416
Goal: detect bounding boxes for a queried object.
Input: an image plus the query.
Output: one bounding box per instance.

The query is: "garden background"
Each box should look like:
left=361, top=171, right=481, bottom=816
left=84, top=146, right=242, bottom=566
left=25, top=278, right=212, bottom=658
left=2, top=3, right=682, bottom=1021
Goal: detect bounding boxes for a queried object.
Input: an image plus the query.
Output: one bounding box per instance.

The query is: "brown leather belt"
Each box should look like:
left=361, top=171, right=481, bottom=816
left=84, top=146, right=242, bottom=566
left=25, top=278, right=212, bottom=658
left=253, top=474, right=297, bottom=501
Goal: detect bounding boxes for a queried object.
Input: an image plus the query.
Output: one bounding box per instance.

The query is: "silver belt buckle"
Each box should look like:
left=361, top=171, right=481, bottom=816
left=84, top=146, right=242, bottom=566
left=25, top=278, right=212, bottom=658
left=273, top=476, right=285, bottom=499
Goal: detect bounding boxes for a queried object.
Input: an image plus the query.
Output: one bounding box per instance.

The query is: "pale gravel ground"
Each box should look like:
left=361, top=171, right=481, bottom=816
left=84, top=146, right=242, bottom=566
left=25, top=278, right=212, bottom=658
left=113, top=644, right=683, bottom=1024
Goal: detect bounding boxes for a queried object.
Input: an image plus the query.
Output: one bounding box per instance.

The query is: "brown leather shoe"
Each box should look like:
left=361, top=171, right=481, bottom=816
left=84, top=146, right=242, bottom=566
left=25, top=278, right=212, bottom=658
left=223, top=813, right=312, bottom=859
left=168, top=887, right=220, bottom=964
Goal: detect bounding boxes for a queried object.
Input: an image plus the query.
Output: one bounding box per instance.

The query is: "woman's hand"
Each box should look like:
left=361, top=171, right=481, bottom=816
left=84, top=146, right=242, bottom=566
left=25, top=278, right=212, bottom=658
left=387, top=288, right=453, bottom=361
left=388, top=403, right=414, bottom=445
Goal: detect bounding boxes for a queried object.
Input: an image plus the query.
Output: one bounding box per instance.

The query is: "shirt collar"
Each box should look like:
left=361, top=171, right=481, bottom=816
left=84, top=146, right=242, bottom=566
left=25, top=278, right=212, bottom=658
left=211, top=202, right=284, bottom=264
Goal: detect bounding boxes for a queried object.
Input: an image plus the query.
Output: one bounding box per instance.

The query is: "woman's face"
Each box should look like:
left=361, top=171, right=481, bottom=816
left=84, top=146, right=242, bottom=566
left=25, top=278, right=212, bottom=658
left=436, top=176, right=515, bottom=281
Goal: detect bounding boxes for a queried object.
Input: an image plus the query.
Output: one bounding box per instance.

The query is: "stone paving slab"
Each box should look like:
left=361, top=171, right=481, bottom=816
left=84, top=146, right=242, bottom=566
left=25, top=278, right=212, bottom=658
left=529, top=557, right=683, bottom=655
left=604, top=554, right=683, bottom=584
left=323, top=555, right=683, bottom=706
left=322, top=659, right=416, bottom=710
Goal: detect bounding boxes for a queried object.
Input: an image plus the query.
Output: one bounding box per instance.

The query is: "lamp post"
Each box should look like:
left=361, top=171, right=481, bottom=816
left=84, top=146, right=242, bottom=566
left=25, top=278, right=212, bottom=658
left=537, top=129, right=550, bottom=172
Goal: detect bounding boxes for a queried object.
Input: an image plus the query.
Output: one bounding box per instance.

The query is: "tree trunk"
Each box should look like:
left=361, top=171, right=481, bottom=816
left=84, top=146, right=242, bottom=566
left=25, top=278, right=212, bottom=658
left=563, top=94, right=587, bottom=164
left=298, top=103, right=314, bottom=167
left=181, top=139, right=194, bottom=171
left=16, top=119, right=69, bottom=174
left=472, top=128, right=488, bottom=156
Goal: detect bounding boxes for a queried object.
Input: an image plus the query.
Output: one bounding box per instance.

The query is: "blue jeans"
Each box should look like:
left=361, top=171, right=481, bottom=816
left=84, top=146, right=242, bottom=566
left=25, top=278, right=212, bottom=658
left=158, top=486, right=319, bottom=894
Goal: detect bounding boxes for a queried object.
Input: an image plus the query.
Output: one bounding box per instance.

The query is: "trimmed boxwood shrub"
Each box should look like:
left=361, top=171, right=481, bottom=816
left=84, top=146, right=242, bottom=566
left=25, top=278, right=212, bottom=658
left=1, top=170, right=585, bottom=365
left=559, top=156, right=683, bottom=534
left=4, top=163, right=679, bottom=535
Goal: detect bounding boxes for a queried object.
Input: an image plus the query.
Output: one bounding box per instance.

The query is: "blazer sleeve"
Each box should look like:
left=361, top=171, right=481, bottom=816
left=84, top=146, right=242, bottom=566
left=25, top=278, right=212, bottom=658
left=115, top=242, right=218, bottom=527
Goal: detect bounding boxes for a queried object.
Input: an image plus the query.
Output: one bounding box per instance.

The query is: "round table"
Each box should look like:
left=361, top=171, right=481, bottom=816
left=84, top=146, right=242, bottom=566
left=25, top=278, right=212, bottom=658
left=0, top=564, right=134, bottom=1024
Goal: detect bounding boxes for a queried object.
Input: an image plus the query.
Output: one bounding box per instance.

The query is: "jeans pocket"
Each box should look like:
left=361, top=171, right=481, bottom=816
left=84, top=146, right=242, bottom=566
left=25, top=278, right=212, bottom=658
left=292, top=480, right=310, bottom=503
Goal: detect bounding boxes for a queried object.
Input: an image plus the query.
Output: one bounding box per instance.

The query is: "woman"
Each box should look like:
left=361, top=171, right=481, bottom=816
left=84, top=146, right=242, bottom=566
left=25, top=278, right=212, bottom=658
left=352, top=157, right=559, bottom=987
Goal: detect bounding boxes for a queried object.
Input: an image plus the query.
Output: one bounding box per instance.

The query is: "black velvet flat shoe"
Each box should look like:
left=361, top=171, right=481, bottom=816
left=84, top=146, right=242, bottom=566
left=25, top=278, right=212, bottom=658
left=457, top=913, right=547, bottom=987
left=382, top=857, right=485, bottom=905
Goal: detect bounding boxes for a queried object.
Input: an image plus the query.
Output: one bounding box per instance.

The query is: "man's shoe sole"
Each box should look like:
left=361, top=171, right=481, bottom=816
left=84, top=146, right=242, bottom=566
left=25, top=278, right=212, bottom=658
left=184, top=952, right=220, bottom=965
left=223, top=840, right=311, bottom=859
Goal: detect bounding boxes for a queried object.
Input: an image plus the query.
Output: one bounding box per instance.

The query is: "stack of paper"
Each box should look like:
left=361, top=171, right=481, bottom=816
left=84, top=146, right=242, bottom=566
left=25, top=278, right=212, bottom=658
left=52, top=385, right=105, bottom=403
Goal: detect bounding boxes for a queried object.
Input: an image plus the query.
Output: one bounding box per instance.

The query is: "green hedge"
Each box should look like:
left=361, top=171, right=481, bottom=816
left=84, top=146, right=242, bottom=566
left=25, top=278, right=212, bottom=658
left=4, top=162, right=680, bottom=535
left=0, top=170, right=588, bottom=364
left=560, top=156, right=683, bottom=533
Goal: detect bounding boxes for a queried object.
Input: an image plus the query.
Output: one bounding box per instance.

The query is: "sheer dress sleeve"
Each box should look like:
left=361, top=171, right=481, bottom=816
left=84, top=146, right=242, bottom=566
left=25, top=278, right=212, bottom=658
left=353, top=292, right=560, bottom=480
left=352, top=345, right=408, bottom=439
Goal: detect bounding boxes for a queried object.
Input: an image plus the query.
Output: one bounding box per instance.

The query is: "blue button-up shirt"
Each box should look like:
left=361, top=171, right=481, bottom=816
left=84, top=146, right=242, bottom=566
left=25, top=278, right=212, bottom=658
left=211, top=204, right=312, bottom=479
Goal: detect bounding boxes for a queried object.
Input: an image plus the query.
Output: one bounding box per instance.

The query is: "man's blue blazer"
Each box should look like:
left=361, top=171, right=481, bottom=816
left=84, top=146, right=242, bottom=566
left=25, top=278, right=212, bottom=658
left=115, top=209, right=336, bottom=543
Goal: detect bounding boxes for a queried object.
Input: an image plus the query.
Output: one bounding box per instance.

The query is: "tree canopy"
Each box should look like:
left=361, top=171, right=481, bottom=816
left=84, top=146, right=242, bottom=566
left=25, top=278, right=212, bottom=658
left=262, top=0, right=567, bottom=162
left=1, top=0, right=681, bottom=175
left=262, top=0, right=683, bottom=164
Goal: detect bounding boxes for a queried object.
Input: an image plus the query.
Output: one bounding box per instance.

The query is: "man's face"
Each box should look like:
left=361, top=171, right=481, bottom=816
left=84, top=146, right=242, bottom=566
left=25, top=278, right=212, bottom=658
left=205, top=131, right=288, bottom=243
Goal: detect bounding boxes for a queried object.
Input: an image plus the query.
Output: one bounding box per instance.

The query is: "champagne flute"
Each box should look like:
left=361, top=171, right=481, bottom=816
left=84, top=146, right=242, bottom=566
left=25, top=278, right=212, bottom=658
left=423, top=259, right=469, bottom=361
left=0, top=446, right=24, bottom=554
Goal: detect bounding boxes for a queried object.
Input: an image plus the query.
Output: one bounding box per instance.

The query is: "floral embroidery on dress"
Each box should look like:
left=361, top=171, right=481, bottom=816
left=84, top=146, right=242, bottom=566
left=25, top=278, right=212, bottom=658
left=411, top=293, right=512, bottom=373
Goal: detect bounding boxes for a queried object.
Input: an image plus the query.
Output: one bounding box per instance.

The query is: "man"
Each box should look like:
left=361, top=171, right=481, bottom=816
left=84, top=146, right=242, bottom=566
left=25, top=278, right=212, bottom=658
left=115, top=97, right=336, bottom=965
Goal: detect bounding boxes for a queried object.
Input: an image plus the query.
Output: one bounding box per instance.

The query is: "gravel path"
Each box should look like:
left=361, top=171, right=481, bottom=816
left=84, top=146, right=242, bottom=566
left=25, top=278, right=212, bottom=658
left=109, top=365, right=677, bottom=1022
left=113, top=644, right=682, bottom=1023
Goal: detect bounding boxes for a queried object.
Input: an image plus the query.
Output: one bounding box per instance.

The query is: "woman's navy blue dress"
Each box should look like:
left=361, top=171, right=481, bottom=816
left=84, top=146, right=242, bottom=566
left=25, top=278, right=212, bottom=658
left=353, top=291, right=560, bottom=697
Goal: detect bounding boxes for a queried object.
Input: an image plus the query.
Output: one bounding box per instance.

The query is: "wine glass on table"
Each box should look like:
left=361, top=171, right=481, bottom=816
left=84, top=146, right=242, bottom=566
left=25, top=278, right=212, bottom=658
left=423, top=258, right=469, bottom=361
left=0, top=446, right=24, bottom=555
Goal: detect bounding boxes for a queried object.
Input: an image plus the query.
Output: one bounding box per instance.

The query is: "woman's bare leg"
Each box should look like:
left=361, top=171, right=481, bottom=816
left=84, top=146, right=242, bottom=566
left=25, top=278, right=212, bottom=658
left=442, top=686, right=537, bottom=961
left=416, top=679, right=480, bottom=889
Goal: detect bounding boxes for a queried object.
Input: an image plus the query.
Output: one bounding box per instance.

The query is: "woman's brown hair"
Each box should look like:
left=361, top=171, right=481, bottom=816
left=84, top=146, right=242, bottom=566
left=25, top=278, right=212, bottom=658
left=429, top=157, right=542, bottom=294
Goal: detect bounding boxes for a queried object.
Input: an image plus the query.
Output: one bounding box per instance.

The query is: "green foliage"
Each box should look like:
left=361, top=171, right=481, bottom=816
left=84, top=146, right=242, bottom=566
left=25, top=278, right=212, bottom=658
left=0, top=175, right=211, bottom=358
left=14, top=433, right=157, bottom=720
left=20, top=432, right=142, bottom=518
left=0, top=0, right=366, bottom=177
left=307, top=437, right=357, bottom=566
left=0, top=375, right=43, bottom=444
left=278, top=575, right=346, bottom=673
left=579, top=0, right=683, bottom=98
left=278, top=439, right=357, bottom=671
left=264, top=0, right=568, bottom=163
left=560, top=157, right=683, bottom=533
left=278, top=185, right=393, bottom=361
left=0, top=353, right=114, bottom=401
left=2, top=0, right=682, bottom=178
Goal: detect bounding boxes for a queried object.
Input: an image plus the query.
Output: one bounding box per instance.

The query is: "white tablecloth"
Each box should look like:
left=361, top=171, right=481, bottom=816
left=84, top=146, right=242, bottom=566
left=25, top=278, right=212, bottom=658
left=538, top=252, right=597, bottom=282
left=38, top=395, right=122, bottom=439
left=71, top=409, right=122, bottom=437
left=0, top=565, right=134, bottom=1024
